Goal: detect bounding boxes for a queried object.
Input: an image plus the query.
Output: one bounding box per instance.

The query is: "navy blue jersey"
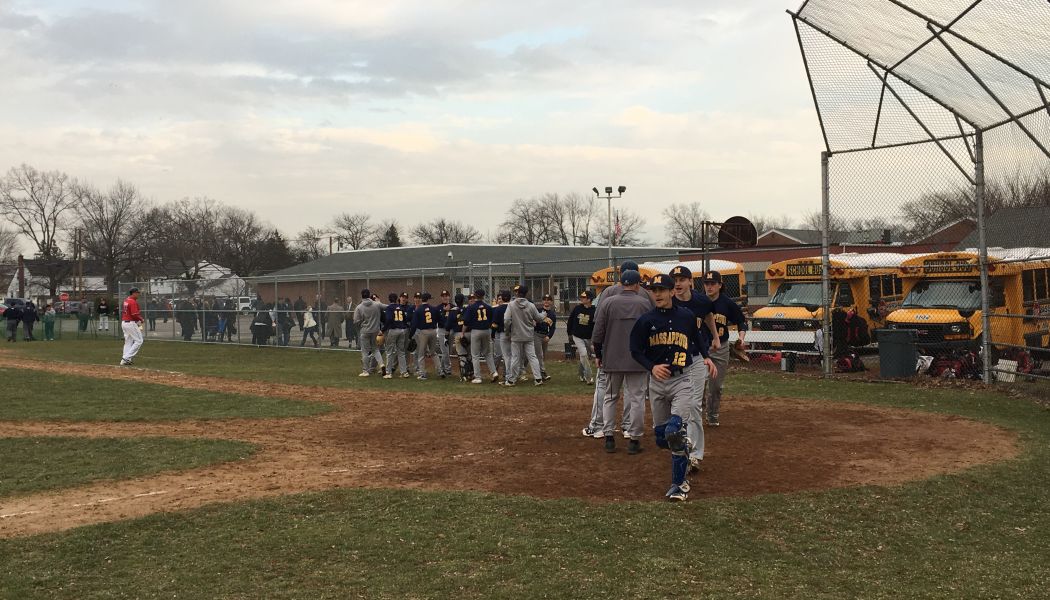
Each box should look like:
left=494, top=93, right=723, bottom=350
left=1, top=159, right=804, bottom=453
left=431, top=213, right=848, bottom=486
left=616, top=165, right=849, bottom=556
left=492, top=304, right=508, bottom=333
left=673, top=290, right=714, bottom=356
left=445, top=306, right=466, bottom=333
left=439, top=303, right=453, bottom=331
left=403, top=303, right=417, bottom=325
left=629, top=306, right=707, bottom=374
left=708, top=294, right=748, bottom=344
left=383, top=304, right=410, bottom=331
left=410, top=304, right=442, bottom=334
left=534, top=307, right=557, bottom=337
left=567, top=304, right=596, bottom=339
left=462, top=301, right=493, bottom=331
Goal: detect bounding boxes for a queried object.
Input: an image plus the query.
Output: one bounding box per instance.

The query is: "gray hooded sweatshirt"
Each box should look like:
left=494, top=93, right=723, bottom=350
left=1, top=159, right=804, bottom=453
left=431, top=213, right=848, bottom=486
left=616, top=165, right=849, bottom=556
left=505, top=297, right=544, bottom=343
left=353, top=299, right=385, bottom=334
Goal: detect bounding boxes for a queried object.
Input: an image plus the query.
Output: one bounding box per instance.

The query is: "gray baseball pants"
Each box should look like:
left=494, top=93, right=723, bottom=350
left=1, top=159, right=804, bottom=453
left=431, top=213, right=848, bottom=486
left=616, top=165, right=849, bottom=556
left=602, top=372, right=647, bottom=440
left=436, top=329, right=452, bottom=375
left=533, top=333, right=548, bottom=374
left=509, top=339, right=542, bottom=382
left=572, top=335, right=593, bottom=381
left=498, top=332, right=512, bottom=381
left=415, top=329, right=440, bottom=375
left=587, top=367, right=633, bottom=432
left=686, top=358, right=709, bottom=460
left=649, top=371, right=693, bottom=427
left=384, top=328, right=408, bottom=375
left=359, top=331, right=384, bottom=373
left=704, top=343, right=731, bottom=419
left=470, top=329, right=496, bottom=378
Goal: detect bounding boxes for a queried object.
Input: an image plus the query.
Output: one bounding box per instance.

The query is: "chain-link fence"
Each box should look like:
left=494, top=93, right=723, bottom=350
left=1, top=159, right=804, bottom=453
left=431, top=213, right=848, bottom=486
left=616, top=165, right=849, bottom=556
left=791, top=0, right=1050, bottom=383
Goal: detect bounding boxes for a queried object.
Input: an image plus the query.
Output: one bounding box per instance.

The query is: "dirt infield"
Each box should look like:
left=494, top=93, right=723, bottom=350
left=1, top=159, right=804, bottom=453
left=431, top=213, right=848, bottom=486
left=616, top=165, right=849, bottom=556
left=0, top=356, right=1019, bottom=538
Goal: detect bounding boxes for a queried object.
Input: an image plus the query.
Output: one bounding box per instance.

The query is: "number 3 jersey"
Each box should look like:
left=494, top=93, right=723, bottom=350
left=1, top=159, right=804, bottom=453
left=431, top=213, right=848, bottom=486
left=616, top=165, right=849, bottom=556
left=629, top=306, right=708, bottom=374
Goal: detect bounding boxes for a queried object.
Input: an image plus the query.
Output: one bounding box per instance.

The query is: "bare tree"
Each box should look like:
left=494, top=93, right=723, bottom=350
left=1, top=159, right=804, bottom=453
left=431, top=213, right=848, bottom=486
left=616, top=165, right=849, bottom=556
left=291, top=226, right=332, bottom=263
left=0, top=226, right=18, bottom=265
left=145, top=198, right=220, bottom=294
left=562, top=192, right=597, bottom=246
left=595, top=207, right=647, bottom=247
left=211, top=206, right=274, bottom=277
left=747, top=213, right=794, bottom=236
left=332, top=212, right=376, bottom=250
left=497, top=192, right=598, bottom=246
left=497, top=198, right=555, bottom=245
left=662, top=202, right=712, bottom=247
left=74, top=179, right=151, bottom=293
left=372, top=219, right=403, bottom=248
left=410, top=218, right=481, bottom=245
left=0, top=164, right=79, bottom=295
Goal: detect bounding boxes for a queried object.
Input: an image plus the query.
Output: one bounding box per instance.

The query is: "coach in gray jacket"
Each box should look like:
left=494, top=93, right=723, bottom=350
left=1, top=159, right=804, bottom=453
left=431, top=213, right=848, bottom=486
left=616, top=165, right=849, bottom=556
left=504, top=284, right=545, bottom=386
left=353, top=289, right=385, bottom=376
left=591, top=269, right=651, bottom=453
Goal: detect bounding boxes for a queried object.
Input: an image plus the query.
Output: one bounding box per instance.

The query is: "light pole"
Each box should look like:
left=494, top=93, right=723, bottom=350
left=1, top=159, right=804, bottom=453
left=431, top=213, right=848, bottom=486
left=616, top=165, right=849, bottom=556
left=593, top=185, right=626, bottom=268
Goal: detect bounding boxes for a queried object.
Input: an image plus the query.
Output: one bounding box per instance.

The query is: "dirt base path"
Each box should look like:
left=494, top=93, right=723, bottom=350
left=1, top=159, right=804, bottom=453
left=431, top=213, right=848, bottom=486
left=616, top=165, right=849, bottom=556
left=0, top=356, right=1019, bottom=538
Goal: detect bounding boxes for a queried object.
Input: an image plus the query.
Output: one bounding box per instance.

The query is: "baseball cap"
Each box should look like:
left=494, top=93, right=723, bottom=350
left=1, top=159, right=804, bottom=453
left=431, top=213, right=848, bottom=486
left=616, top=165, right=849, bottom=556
left=620, top=270, right=641, bottom=285
left=620, top=260, right=639, bottom=273
left=579, top=290, right=593, bottom=300
left=440, top=290, right=450, bottom=296
left=473, top=289, right=486, bottom=299
left=703, top=271, right=723, bottom=284
left=647, top=274, right=675, bottom=290
left=669, top=265, right=692, bottom=279
left=127, top=287, right=140, bottom=295
left=399, top=292, right=409, bottom=298
left=542, top=293, right=553, bottom=301
left=454, top=292, right=466, bottom=306
left=413, top=292, right=422, bottom=299
left=421, top=292, right=432, bottom=301
left=514, top=284, right=529, bottom=296
left=388, top=292, right=399, bottom=302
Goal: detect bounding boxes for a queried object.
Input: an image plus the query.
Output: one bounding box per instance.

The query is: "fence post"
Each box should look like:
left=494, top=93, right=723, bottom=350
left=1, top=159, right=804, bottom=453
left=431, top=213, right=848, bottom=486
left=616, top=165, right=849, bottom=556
left=488, top=262, right=493, bottom=297
left=975, top=131, right=992, bottom=383
left=820, top=151, right=833, bottom=377
left=468, top=262, right=474, bottom=292
left=421, top=268, right=426, bottom=294
left=519, top=262, right=526, bottom=287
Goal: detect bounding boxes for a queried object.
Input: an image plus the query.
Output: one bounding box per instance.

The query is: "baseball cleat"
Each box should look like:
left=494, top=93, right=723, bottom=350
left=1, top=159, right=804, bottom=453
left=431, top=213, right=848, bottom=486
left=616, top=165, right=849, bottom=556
left=358, top=371, right=370, bottom=377
left=679, top=479, right=691, bottom=494
left=491, top=373, right=500, bottom=383
left=503, top=380, right=515, bottom=387
left=416, top=374, right=428, bottom=380
left=604, top=436, right=616, bottom=453
left=471, top=377, right=483, bottom=384
left=382, top=374, right=393, bottom=379
left=665, top=485, right=688, bottom=502
left=534, top=379, right=544, bottom=386
left=627, top=439, right=642, bottom=455
left=706, top=415, right=720, bottom=427
left=688, top=457, right=702, bottom=474
left=401, top=372, right=410, bottom=378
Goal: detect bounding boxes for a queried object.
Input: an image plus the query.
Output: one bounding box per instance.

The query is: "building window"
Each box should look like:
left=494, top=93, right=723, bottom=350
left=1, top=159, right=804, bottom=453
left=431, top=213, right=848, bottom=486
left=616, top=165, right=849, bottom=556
left=746, top=271, right=769, bottom=297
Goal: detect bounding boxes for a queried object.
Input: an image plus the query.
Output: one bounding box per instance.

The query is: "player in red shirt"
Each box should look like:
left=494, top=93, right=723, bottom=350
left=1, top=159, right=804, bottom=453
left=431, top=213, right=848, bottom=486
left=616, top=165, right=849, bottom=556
left=120, top=287, right=144, bottom=366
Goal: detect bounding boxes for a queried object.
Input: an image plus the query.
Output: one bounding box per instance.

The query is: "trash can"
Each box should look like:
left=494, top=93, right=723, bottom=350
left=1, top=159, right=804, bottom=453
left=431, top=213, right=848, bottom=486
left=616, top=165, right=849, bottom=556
left=876, top=329, right=918, bottom=379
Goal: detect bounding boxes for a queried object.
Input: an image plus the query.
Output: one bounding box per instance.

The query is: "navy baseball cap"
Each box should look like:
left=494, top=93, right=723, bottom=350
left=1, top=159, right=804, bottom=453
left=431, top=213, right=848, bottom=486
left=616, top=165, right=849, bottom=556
left=421, top=292, right=432, bottom=301
left=620, top=260, right=639, bottom=273
left=669, top=265, right=692, bottom=279
left=647, top=274, right=675, bottom=289
left=620, top=270, right=641, bottom=285
left=413, top=292, right=422, bottom=298
left=473, top=289, right=485, bottom=298
left=542, top=293, right=553, bottom=301
left=703, top=271, right=722, bottom=284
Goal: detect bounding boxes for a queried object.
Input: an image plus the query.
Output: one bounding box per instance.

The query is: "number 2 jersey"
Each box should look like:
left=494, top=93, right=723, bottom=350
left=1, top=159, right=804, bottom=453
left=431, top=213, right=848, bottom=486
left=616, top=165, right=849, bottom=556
left=629, top=305, right=708, bottom=375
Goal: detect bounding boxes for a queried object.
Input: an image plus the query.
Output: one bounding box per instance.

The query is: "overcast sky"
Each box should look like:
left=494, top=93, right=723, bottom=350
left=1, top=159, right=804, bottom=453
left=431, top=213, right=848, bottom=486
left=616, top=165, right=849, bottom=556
left=0, top=0, right=821, bottom=246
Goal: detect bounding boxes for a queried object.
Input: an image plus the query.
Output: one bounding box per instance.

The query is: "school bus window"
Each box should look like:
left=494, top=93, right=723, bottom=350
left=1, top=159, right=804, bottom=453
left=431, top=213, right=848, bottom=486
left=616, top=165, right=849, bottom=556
left=835, top=282, right=855, bottom=307
left=869, top=277, right=881, bottom=301
left=1023, top=271, right=1035, bottom=302
left=893, top=276, right=903, bottom=295
left=1036, top=268, right=1048, bottom=300
left=991, top=279, right=1006, bottom=308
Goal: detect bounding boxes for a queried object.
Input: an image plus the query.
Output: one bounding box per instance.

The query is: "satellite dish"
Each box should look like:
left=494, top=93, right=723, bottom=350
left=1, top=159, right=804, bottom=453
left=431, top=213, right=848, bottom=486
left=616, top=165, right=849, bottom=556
left=718, top=216, right=757, bottom=249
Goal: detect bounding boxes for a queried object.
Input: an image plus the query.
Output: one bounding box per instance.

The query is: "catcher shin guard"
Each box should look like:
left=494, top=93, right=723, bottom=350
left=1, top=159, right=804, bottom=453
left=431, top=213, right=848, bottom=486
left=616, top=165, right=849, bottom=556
left=662, top=415, right=689, bottom=455
left=671, top=454, right=689, bottom=486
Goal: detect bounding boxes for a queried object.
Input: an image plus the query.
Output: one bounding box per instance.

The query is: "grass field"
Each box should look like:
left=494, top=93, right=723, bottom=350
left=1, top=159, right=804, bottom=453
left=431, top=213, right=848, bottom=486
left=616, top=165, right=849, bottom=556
left=2, top=339, right=1049, bottom=598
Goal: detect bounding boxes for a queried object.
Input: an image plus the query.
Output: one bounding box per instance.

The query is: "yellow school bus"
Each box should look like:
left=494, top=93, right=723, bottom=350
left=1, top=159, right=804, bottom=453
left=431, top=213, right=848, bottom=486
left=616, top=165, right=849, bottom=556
left=885, top=248, right=1050, bottom=361
left=749, top=253, right=922, bottom=351
left=590, top=259, right=747, bottom=304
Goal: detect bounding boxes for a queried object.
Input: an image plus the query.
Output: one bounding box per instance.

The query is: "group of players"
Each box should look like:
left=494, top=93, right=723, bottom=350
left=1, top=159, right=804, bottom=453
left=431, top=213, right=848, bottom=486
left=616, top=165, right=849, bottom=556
left=352, top=287, right=559, bottom=386
left=356, top=259, right=748, bottom=502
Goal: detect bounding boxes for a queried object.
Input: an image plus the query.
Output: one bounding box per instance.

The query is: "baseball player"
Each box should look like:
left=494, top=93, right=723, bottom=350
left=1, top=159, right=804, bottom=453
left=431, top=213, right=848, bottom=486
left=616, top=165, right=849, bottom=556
left=437, top=290, right=454, bottom=378
left=701, top=270, right=748, bottom=427
left=409, top=292, right=443, bottom=379
left=463, top=289, right=499, bottom=383
left=582, top=260, right=651, bottom=439
left=533, top=294, right=557, bottom=381
left=504, top=284, right=545, bottom=386
left=567, top=290, right=596, bottom=384
left=382, top=293, right=411, bottom=379
left=491, top=291, right=508, bottom=377
left=592, top=270, right=651, bottom=454
left=353, top=289, right=386, bottom=377
left=119, top=287, right=145, bottom=366
left=670, top=264, right=720, bottom=472
left=630, top=273, right=716, bottom=502
left=445, top=293, right=474, bottom=381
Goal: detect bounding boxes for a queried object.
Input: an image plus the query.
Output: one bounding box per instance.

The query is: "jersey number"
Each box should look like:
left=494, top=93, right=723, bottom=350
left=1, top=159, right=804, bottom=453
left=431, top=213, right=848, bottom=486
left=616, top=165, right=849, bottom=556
left=424, top=312, right=433, bottom=324
left=477, top=308, right=488, bottom=321
left=394, top=309, right=404, bottom=322
left=672, top=352, right=687, bottom=367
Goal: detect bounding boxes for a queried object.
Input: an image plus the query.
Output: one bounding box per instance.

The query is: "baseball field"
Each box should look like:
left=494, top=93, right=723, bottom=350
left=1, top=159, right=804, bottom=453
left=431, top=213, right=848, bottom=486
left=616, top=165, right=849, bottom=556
left=1, top=339, right=1048, bottom=598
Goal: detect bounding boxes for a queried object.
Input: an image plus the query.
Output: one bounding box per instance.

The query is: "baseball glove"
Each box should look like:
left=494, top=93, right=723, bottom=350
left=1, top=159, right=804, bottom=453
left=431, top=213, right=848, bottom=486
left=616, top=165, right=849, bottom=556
left=375, top=333, right=385, bottom=347
left=730, top=339, right=749, bottom=362
left=407, top=338, right=417, bottom=353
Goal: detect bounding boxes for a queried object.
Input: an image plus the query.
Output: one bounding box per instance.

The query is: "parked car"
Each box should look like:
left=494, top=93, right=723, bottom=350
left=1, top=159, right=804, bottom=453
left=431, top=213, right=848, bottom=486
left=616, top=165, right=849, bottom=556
left=2, top=298, right=26, bottom=316
left=54, top=300, right=86, bottom=314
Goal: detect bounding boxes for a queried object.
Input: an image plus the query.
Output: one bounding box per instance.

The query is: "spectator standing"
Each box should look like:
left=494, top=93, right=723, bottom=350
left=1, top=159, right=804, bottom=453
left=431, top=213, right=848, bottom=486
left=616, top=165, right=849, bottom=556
left=42, top=303, right=56, bottom=341
left=21, top=302, right=38, bottom=341
left=300, top=305, right=319, bottom=347
left=97, top=298, right=111, bottom=331
left=146, top=298, right=158, bottom=331
left=353, top=289, right=385, bottom=376
left=568, top=290, right=597, bottom=384
left=6, top=303, right=23, bottom=342
left=326, top=298, right=346, bottom=347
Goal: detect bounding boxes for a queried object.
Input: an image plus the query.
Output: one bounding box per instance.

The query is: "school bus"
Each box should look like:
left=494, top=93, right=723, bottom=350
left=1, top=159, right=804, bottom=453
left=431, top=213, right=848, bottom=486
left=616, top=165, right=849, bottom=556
left=884, top=248, right=1050, bottom=363
left=590, top=259, right=747, bottom=304
left=749, top=253, right=922, bottom=351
